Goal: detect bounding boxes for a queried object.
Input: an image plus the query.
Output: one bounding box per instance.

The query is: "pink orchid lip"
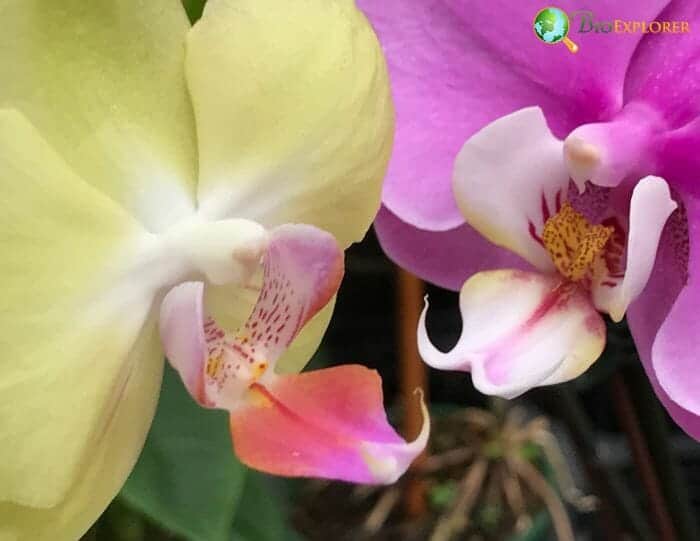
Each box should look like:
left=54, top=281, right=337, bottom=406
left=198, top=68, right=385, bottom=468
left=159, top=223, right=429, bottom=484
left=418, top=270, right=606, bottom=399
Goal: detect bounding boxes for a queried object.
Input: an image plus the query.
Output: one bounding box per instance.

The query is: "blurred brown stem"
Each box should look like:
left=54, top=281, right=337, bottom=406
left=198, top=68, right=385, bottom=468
left=512, top=457, right=575, bottom=541
left=397, top=268, right=428, bottom=518
left=610, top=373, right=677, bottom=541
left=430, top=458, right=488, bottom=541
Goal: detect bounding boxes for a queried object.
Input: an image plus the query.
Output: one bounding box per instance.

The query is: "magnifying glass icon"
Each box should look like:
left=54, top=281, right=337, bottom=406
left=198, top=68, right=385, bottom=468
left=534, top=7, right=579, bottom=53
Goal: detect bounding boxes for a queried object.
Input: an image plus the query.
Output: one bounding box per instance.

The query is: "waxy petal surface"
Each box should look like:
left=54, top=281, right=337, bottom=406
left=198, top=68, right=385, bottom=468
left=230, top=365, right=428, bottom=484
left=453, top=107, right=569, bottom=270
left=0, top=111, right=163, bottom=537
left=0, top=0, right=197, bottom=232
left=0, top=320, right=163, bottom=541
left=186, top=0, right=392, bottom=248
left=358, top=0, right=670, bottom=231
left=418, top=270, right=605, bottom=399
left=592, top=176, right=677, bottom=321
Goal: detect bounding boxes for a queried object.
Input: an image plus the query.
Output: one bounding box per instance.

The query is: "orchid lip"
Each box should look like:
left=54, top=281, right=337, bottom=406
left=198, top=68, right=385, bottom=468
left=159, top=224, right=428, bottom=484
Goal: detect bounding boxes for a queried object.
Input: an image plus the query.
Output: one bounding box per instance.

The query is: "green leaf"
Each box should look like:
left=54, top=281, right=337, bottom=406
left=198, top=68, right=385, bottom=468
left=119, top=366, right=247, bottom=541
left=181, top=0, right=207, bottom=23
left=231, top=473, right=303, bottom=541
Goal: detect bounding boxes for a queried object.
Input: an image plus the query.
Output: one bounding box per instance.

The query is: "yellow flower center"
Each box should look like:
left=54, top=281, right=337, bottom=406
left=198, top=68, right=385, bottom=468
left=542, top=203, right=613, bottom=282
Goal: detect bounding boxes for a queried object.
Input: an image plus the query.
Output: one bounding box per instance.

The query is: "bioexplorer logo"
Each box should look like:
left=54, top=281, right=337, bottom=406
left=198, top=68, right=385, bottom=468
left=533, top=7, right=691, bottom=54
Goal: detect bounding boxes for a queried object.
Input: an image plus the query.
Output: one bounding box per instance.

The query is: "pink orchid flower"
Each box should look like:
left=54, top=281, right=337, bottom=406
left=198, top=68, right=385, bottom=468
left=359, top=0, right=700, bottom=437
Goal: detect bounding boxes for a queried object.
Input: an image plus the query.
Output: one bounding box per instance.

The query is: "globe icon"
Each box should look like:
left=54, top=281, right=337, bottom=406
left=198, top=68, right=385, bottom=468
left=533, top=7, right=578, bottom=53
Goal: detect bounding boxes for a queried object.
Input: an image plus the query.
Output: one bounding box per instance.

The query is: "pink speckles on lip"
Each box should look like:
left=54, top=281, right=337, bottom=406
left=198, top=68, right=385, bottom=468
left=160, top=223, right=345, bottom=411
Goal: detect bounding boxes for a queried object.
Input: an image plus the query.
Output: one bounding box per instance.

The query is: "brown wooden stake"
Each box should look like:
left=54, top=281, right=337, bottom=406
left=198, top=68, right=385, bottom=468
left=396, top=268, right=428, bottom=518
left=610, top=373, right=677, bottom=541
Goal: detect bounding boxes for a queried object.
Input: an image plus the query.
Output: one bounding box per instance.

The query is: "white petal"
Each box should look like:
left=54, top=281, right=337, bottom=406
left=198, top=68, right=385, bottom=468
left=418, top=270, right=606, bottom=398
left=592, top=176, right=677, bottom=321
left=453, top=107, right=570, bottom=270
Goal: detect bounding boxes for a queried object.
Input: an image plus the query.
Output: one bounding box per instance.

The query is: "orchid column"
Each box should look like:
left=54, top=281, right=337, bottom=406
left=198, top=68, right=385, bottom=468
left=0, top=1, right=427, bottom=540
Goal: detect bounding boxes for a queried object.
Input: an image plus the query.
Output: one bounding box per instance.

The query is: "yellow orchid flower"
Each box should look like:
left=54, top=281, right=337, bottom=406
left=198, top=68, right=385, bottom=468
left=0, top=1, right=427, bottom=540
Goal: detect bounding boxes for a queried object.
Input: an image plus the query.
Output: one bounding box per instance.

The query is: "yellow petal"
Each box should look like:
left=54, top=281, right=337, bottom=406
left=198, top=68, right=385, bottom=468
left=0, top=110, right=162, bottom=537
left=0, top=0, right=197, bottom=232
left=0, top=318, right=163, bottom=541
left=186, top=0, right=393, bottom=247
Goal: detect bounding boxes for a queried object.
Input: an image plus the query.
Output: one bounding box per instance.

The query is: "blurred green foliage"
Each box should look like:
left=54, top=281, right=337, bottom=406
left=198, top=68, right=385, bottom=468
left=119, top=367, right=246, bottom=541
left=112, top=367, right=300, bottom=541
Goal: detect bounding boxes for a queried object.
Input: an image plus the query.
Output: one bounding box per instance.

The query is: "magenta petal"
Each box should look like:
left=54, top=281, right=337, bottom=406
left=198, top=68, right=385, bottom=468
left=653, top=279, right=700, bottom=414
left=627, top=195, right=700, bottom=438
left=647, top=195, right=700, bottom=415
left=624, top=1, right=700, bottom=127
left=658, top=117, right=700, bottom=198
left=374, top=206, right=528, bottom=291
left=230, top=365, right=429, bottom=484
left=357, top=0, right=669, bottom=231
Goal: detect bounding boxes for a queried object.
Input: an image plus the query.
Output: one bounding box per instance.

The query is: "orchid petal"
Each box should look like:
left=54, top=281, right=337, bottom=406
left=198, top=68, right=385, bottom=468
left=418, top=270, right=605, bottom=399
left=624, top=1, right=700, bottom=128
left=0, top=1, right=197, bottom=232
left=374, top=206, right=528, bottom=292
left=0, top=110, right=163, bottom=537
left=453, top=107, right=569, bottom=270
left=357, top=0, right=670, bottom=231
left=592, top=176, right=677, bottom=321
left=628, top=195, right=700, bottom=438
left=0, top=319, right=163, bottom=541
left=186, top=0, right=392, bottom=248
left=657, top=116, right=700, bottom=198
left=230, top=365, right=428, bottom=484
left=160, top=224, right=343, bottom=409
left=649, top=194, right=700, bottom=416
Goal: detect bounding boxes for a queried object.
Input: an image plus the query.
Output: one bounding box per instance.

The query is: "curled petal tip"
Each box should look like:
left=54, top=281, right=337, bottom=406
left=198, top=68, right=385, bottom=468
left=362, top=388, right=430, bottom=485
